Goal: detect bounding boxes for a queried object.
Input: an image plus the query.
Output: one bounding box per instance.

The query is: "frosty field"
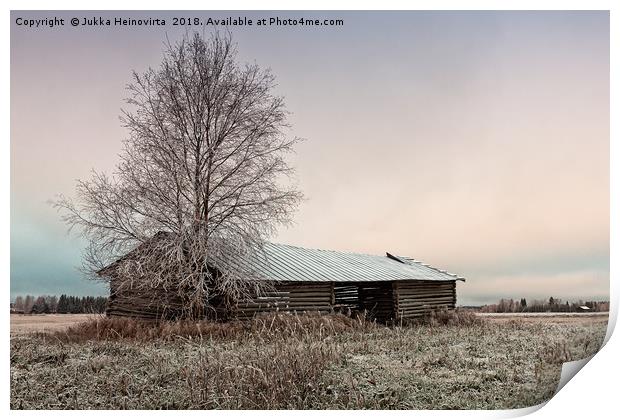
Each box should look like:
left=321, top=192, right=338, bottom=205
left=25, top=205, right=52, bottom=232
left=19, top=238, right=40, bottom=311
left=10, top=313, right=608, bottom=410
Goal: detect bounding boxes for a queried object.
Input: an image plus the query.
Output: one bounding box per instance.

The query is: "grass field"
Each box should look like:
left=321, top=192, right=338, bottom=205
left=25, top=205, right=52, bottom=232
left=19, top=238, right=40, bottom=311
left=10, top=312, right=608, bottom=410
left=10, top=314, right=97, bottom=335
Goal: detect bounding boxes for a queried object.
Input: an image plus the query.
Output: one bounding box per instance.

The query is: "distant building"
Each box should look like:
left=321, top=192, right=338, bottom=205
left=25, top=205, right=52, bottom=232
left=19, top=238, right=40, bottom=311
left=10, top=304, right=24, bottom=314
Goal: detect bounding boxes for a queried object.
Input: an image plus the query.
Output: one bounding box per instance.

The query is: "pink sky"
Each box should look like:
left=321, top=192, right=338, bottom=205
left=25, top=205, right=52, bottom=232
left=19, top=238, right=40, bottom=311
left=11, top=11, right=609, bottom=304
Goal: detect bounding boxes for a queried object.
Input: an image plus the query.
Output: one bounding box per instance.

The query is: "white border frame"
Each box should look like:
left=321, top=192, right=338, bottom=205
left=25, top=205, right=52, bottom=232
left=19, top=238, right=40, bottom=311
left=3, top=2, right=616, bottom=419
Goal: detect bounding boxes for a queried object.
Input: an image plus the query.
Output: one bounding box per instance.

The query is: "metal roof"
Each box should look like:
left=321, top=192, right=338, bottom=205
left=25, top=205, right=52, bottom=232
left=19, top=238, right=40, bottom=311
left=237, top=242, right=464, bottom=283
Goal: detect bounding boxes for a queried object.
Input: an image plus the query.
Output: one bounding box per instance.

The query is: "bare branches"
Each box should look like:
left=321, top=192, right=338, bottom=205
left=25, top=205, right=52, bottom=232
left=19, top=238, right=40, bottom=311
left=55, top=31, right=302, bottom=318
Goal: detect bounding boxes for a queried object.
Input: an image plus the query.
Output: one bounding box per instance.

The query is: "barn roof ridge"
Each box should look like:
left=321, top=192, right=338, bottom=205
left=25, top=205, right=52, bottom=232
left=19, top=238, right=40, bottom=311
left=397, top=255, right=465, bottom=281
left=267, top=241, right=394, bottom=258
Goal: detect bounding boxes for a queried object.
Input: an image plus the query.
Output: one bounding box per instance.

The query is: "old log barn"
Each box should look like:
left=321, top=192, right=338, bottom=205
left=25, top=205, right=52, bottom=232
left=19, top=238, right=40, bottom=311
left=100, top=242, right=465, bottom=322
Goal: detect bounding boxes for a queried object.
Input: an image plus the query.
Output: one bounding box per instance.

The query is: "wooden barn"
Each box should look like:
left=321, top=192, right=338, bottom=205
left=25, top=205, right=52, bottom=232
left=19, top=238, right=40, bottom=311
left=99, top=241, right=465, bottom=322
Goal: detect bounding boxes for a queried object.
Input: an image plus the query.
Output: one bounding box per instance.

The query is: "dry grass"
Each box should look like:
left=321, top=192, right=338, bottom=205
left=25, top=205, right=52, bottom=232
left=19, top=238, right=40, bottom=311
left=10, top=312, right=607, bottom=409
left=424, top=308, right=485, bottom=327
left=45, top=312, right=375, bottom=343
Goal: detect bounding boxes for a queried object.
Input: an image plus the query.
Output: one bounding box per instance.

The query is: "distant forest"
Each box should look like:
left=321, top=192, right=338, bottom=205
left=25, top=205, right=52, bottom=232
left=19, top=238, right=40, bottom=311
left=10, top=295, right=107, bottom=314
left=10, top=295, right=610, bottom=315
left=477, top=297, right=609, bottom=313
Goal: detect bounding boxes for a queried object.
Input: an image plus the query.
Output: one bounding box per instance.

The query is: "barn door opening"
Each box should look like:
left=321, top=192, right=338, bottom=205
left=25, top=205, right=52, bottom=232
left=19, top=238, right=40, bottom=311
left=333, top=281, right=396, bottom=322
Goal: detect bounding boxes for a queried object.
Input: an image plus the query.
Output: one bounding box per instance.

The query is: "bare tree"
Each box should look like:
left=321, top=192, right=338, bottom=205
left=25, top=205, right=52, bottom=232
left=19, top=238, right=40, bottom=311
left=55, top=31, right=302, bottom=318
left=24, top=295, right=34, bottom=314
left=13, top=296, right=24, bottom=312
left=46, top=295, right=59, bottom=313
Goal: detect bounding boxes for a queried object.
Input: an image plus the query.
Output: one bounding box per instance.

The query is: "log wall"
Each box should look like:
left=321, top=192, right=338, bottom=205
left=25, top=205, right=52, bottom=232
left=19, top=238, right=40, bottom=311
left=106, top=277, right=459, bottom=321
left=106, top=278, right=186, bottom=320
left=234, top=282, right=333, bottom=319
left=394, top=280, right=456, bottom=319
left=333, top=284, right=359, bottom=309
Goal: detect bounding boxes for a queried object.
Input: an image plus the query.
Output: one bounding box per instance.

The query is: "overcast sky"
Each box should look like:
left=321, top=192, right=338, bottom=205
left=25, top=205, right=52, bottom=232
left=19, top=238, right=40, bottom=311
left=11, top=11, right=609, bottom=305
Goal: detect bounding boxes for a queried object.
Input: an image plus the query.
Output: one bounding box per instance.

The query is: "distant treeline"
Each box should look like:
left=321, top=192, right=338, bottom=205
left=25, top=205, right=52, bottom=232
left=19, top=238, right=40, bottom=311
left=478, top=297, right=609, bottom=313
left=11, top=295, right=108, bottom=314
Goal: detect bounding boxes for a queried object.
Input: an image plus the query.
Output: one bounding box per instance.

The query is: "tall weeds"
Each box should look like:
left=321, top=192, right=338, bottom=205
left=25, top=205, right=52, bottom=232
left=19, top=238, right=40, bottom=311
left=46, top=312, right=378, bottom=343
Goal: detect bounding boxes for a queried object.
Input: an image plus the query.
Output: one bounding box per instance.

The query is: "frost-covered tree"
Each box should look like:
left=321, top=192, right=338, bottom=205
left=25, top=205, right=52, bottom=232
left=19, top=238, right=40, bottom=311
left=55, top=31, right=302, bottom=317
